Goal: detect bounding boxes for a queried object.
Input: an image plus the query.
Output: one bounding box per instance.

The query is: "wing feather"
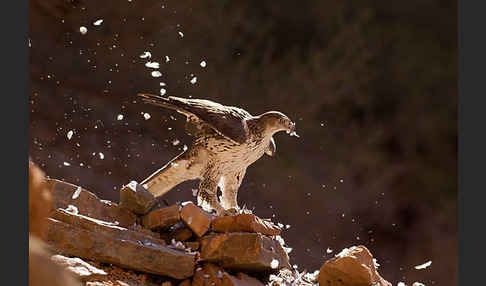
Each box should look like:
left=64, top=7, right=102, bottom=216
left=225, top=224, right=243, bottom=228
left=138, top=93, right=252, bottom=143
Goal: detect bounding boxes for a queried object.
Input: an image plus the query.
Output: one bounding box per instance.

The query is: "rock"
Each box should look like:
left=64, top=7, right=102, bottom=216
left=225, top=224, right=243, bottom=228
left=142, top=204, right=181, bottom=231
left=119, top=181, right=156, bottom=215
left=178, top=280, right=191, bottom=286
left=192, top=264, right=264, bottom=286
left=200, top=233, right=290, bottom=273
left=47, top=179, right=136, bottom=228
left=51, top=254, right=108, bottom=281
left=29, top=160, right=52, bottom=239
left=29, top=235, right=81, bottom=286
left=183, top=241, right=200, bottom=251
left=169, top=222, right=194, bottom=241
left=192, top=263, right=225, bottom=286
left=51, top=208, right=167, bottom=246
left=211, top=214, right=281, bottom=236
left=161, top=282, right=174, bottom=286
left=46, top=218, right=196, bottom=279
left=222, top=272, right=265, bottom=286
left=317, top=245, right=392, bottom=286
left=180, top=202, right=211, bottom=237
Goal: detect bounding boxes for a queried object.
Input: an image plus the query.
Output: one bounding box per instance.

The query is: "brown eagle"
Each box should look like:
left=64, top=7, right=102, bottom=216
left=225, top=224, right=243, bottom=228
left=138, top=93, right=298, bottom=215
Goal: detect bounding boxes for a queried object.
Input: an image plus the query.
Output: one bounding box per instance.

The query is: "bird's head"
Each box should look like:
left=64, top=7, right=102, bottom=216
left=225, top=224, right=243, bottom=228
left=258, top=111, right=299, bottom=137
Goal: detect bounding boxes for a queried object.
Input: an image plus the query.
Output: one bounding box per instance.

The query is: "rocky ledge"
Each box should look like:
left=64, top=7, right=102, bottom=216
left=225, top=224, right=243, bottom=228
left=29, top=162, right=392, bottom=286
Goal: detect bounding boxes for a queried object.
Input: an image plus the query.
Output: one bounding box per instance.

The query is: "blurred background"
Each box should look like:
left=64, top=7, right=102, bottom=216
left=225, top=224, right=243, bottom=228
left=29, top=0, right=457, bottom=285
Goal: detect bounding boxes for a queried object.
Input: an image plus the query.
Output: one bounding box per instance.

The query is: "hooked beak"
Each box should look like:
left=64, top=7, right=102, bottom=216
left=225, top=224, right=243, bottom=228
left=288, top=122, right=299, bottom=138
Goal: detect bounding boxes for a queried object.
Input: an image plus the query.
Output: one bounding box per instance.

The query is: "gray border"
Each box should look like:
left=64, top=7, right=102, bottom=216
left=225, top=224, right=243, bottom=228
left=2, top=0, right=29, bottom=284
left=459, top=1, right=485, bottom=285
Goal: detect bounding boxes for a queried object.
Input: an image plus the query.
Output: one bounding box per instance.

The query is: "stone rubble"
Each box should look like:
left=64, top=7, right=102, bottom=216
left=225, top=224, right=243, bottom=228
left=30, top=164, right=392, bottom=286
left=119, top=181, right=156, bottom=215
left=317, top=245, right=392, bottom=286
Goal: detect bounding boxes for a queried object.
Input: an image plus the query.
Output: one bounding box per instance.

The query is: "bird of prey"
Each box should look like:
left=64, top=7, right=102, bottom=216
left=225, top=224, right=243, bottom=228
left=138, top=93, right=298, bottom=215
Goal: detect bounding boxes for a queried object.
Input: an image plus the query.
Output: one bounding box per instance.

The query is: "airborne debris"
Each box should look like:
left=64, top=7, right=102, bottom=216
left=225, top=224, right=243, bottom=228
left=145, top=61, right=160, bottom=69
left=414, top=260, right=432, bottom=270
left=178, top=31, right=184, bottom=38
left=172, top=139, right=180, bottom=146
left=200, top=60, right=206, bottom=67
left=165, top=56, right=170, bottom=63
left=326, top=247, right=333, bottom=254
left=139, top=51, right=151, bottom=59
left=67, top=130, right=74, bottom=140
left=79, top=26, right=88, bottom=35
left=63, top=162, right=71, bottom=166
left=143, top=113, right=151, bottom=120
left=117, top=114, right=124, bottom=120
left=160, top=88, right=166, bottom=96
left=190, top=77, right=197, bottom=84
left=151, top=71, right=162, bottom=77
left=93, top=19, right=103, bottom=26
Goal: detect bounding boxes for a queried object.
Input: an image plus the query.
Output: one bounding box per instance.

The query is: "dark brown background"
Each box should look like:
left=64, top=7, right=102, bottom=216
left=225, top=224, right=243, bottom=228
left=29, top=1, right=457, bottom=285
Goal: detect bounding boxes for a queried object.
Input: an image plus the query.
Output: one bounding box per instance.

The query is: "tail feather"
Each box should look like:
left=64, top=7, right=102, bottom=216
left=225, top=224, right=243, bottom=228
left=140, top=151, right=202, bottom=197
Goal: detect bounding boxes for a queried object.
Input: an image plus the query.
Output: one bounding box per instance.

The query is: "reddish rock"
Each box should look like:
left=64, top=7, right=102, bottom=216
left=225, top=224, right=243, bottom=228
left=29, top=235, right=81, bottom=286
left=211, top=214, right=281, bottom=236
left=222, top=272, right=265, bottom=286
left=51, top=208, right=167, bottom=246
left=142, top=204, right=181, bottom=231
left=183, top=241, right=200, bottom=251
left=179, top=280, right=192, bottom=286
left=169, top=222, right=194, bottom=241
left=119, top=181, right=156, bottom=215
left=46, top=218, right=196, bottom=279
left=192, top=264, right=264, bottom=286
left=47, top=179, right=137, bottom=228
left=29, top=161, right=52, bottom=239
left=200, top=233, right=290, bottom=272
left=317, top=245, right=392, bottom=286
left=180, top=202, right=212, bottom=237
left=51, top=254, right=108, bottom=281
left=192, top=263, right=225, bottom=286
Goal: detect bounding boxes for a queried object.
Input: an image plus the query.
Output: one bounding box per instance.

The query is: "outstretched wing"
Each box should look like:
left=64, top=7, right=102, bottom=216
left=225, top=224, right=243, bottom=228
left=138, top=93, right=252, bottom=144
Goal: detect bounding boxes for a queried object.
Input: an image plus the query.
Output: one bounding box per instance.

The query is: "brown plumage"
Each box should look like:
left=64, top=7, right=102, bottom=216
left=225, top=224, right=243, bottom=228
left=138, top=93, right=297, bottom=215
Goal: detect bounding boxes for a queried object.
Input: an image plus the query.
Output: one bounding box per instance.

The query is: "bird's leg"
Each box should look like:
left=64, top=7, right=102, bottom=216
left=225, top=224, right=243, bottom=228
left=221, top=169, right=246, bottom=213
left=197, top=176, right=228, bottom=216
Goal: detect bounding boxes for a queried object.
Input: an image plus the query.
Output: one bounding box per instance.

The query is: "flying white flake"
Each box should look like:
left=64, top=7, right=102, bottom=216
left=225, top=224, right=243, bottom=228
left=190, top=77, right=197, bottom=84
left=139, top=51, right=151, bottom=59
left=151, top=71, right=162, bottom=77
left=143, top=113, right=151, bottom=120
left=67, top=130, right=74, bottom=140
left=79, top=26, right=88, bottom=35
left=93, top=19, right=104, bottom=26
left=200, top=60, right=206, bottom=67
left=99, top=152, right=104, bottom=160
left=145, top=61, right=160, bottom=69
left=414, top=261, right=432, bottom=270
left=117, top=114, right=124, bottom=120
left=160, top=88, right=166, bottom=96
